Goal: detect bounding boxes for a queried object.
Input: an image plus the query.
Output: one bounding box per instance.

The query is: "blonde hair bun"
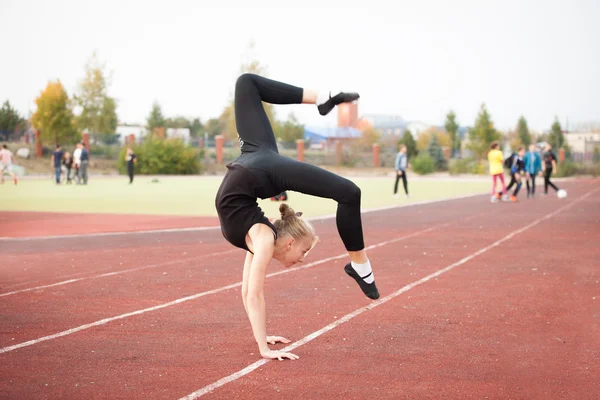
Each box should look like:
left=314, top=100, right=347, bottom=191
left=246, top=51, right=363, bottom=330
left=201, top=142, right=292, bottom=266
left=274, top=203, right=314, bottom=240
left=279, top=203, right=297, bottom=220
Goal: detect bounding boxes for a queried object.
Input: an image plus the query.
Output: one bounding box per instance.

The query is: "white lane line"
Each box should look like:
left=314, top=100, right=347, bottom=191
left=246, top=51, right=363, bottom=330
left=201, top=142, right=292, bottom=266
left=308, top=191, right=488, bottom=222
left=0, top=210, right=487, bottom=299
left=0, top=225, right=221, bottom=241
left=0, top=250, right=237, bottom=298
left=0, top=191, right=487, bottom=241
left=178, top=187, right=598, bottom=399
left=0, top=223, right=443, bottom=355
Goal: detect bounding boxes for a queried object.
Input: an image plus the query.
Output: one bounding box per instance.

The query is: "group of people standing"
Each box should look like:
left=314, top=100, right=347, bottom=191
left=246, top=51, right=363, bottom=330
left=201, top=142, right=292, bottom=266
left=488, top=142, right=561, bottom=202
left=51, top=144, right=137, bottom=184
left=391, top=140, right=562, bottom=204
left=51, top=142, right=89, bottom=185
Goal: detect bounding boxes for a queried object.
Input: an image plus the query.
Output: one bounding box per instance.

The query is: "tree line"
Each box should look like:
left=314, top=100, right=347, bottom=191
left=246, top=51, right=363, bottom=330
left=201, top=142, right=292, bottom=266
left=1, top=49, right=571, bottom=158
left=395, top=103, right=569, bottom=174
left=0, top=50, right=304, bottom=149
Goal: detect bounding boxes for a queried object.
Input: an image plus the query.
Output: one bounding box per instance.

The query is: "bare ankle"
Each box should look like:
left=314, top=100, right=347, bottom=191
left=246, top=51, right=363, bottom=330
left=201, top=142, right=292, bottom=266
left=348, top=250, right=368, bottom=264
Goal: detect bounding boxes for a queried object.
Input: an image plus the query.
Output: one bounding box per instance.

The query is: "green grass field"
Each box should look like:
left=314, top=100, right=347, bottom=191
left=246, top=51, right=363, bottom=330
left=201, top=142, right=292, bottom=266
left=0, top=176, right=490, bottom=218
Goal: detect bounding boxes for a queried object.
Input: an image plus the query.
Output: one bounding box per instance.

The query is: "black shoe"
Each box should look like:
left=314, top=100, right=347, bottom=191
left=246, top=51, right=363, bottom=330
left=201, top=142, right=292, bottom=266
left=318, top=92, right=360, bottom=116
left=344, top=263, right=380, bottom=300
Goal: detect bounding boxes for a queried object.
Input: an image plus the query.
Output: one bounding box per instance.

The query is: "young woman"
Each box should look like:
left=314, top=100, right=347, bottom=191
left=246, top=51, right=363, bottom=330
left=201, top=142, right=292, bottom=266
left=393, top=144, right=409, bottom=198
left=487, top=141, right=506, bottom=202
left=215, top=73, right=379, bottom=361
left=504, top=146, right=526, bottom=202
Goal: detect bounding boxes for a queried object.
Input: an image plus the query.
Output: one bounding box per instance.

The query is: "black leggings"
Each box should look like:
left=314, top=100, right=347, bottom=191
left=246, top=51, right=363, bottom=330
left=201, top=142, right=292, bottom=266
left=393, top=171, right=408, bottom=195
left=128, top=164, right=134, bottom=183
left=235, top=73, right=364, bottom=251
left=506, top=173, right=522, bottom=196
left=544, top=169, right=559, bottom=193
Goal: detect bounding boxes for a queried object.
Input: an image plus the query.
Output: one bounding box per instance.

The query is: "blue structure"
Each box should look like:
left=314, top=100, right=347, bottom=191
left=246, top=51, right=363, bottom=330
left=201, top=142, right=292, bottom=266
left=362, top=114, right=407, bottom=135
left=304, top=126, right=363, bottom=145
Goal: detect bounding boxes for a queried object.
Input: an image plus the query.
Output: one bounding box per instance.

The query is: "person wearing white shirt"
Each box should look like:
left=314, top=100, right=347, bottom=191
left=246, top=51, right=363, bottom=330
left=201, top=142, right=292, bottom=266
left=72, top=143, right=82, bottom=184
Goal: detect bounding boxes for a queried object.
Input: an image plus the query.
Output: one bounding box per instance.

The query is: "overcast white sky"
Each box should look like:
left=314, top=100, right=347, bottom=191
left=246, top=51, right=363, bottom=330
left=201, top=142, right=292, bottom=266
left=1, top=0, right=599, bottom=132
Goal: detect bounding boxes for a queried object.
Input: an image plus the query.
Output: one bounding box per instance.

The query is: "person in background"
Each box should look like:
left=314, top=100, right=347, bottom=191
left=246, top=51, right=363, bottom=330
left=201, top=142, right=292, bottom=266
left=0, top=144, right=18, bottom=185
left=73, top=143, right=82, bottom=184
left=503, top=146, right=526, bottom=202
left=542, top=143, right=561, bottom=195
left=270, top=191, right=288, bottom=201
left=125, top=147, right=137, bottom=184
left=79, top=142, right=89, bottom=185
left=487, top=141, right=505, bottom=203
left=523, top=143, right=542, bottom=199
left=393, top=144, right=409, bottom=198
left=51, top=144, right=63, bottom=185
left=63, top=151, right=73, bottom=184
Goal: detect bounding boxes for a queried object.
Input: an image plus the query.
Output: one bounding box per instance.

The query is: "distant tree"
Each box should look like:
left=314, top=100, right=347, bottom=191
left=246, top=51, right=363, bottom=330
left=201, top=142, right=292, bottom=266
left=444, top=110, right=459, bottom=157
left=398, top=129, right=418, bottom=159
left=219, top=41, right=276, bottom=141
left=31, top=81, right=79, bottom=145
left=417, top=127, right=451, bottom=151
left=146, top=101, right=166, bottom=135
left=0, top=100, right=23, bottom=133
left=467, top=103, right=501, bottom=159
left=517, top=115, right=531, bottom=146
left=165, top=116, right=191, bottom=129
left=204, top=118, right=224, bottom=138
left=73, top=52, right=118, bottom=142
left=548, top=116, right=565, bottom=150
left=274, top=113, right=304, bottom=144
left=427, top=134, right=446, bottom=170
left=189, top=118, right=204, bottom=137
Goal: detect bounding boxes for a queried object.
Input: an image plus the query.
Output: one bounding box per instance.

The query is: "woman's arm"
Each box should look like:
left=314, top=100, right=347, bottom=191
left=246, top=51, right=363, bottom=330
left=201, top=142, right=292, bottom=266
left=245, top=232, right=271, bottom=355
left=242, top=250, right=292, bottom=347
left=241, top=251, right=253, bottom=315
left=244, top=225, right=298, bottom=360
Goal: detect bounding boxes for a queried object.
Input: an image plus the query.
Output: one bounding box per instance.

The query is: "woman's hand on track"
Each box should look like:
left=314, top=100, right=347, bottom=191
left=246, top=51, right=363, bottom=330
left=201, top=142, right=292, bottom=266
left=266, top=335, right=291, bottom=345
left=260, top=349, right=299, bottom=361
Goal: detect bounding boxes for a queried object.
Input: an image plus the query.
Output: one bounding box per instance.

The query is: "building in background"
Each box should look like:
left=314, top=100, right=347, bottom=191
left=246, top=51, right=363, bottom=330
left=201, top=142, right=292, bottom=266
left=303, top=126, right=363, bottom=149
left=117, top=125, right=192, bottom=145
left=117, top=125, right=147, bottom=145
left=304, top=100, right=470, bottom=153
left=356, top=114, right=407, bottom=136
left=564, top=132, right=600, bottom=153
left=167, top=128, right=191, bottom=145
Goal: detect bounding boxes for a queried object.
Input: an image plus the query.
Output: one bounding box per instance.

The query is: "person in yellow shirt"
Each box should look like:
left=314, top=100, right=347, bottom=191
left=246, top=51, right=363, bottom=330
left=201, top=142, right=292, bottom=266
left=488, top=141, right=506, bottom=203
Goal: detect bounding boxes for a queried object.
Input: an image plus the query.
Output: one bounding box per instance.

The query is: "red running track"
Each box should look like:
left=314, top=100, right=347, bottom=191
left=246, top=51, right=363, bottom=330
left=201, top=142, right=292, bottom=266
left=0, top=211, right=219, bottom=238
left=0, top=179, right=598, bottom=399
